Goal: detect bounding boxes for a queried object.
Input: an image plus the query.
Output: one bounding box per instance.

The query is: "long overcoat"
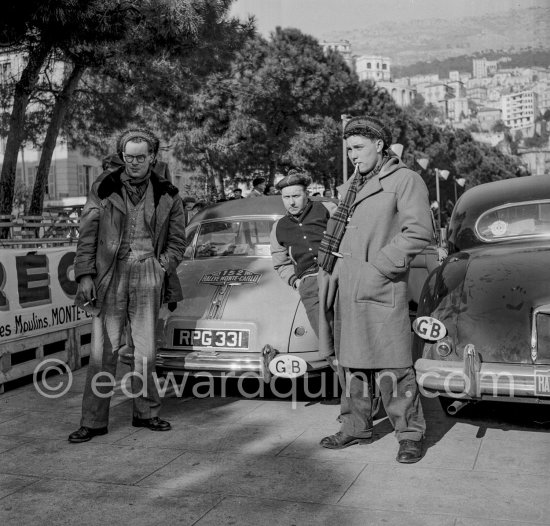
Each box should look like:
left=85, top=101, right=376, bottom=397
left=74, top=166, right=187, bottom=312
left=319, top=156, right=432, bottom=369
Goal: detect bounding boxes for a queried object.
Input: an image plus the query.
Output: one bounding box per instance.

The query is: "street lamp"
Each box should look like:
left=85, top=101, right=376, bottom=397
left=416, top=158, right=443, bottom=229
left=434, top=169, right=449, bottom=233
left=341, top=114, right=351, bottom=182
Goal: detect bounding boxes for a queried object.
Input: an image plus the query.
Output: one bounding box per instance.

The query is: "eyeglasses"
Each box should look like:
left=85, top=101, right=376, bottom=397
left=123, top=154, right=149, bottom=164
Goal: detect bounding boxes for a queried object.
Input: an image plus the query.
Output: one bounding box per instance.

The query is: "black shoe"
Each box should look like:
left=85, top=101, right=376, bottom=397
left=396, top=439, right=423, bottom=463
left=132, top=416, right=171, bottom=431
left=68, top=426, right=108, bottom=443
left=320, top=431, right=372, bottom=449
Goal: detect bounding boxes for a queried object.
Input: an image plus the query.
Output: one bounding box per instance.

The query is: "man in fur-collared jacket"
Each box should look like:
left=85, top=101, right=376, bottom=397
left=68, top=129, right=186, bottom=443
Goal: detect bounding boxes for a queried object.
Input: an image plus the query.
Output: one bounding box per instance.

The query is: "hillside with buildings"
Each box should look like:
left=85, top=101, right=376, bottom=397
left=319, top=41, right=550, bottom=174
left=322, top=6, right=550, bottom=67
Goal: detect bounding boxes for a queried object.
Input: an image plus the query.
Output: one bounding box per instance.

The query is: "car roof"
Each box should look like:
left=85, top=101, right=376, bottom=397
left=449, top=175, right=550, bottom=251
left=189, top=195, right=336, bottom=224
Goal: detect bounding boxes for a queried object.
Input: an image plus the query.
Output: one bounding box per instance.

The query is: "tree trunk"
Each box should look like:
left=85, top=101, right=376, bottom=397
left=0, top=41, right=52, bottom=224
left=268, top=157, right=278, bottom=184
left=212, top=171, right=225, bottom=200
left=29, top=63, right=85, bottom=215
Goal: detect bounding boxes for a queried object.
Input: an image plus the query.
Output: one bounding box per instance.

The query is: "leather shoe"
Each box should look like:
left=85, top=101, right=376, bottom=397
left=68, top=426, right=108, bottom=443
left=320, top=430, right=372, bottom=449
left=396, top=439, right=423, bottom=463
left=132, top=416, right=171, bottom=431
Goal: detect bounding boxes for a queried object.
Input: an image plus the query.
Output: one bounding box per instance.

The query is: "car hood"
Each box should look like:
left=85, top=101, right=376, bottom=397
left=447, top=243, right=550, bottom=363
left=168, top=257, right=302, bottom=351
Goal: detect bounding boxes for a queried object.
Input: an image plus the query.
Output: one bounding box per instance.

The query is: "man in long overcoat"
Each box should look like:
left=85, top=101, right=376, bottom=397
left=317, top=116, right=432, bottom=463
left=68, top=128, right=187, bottom=443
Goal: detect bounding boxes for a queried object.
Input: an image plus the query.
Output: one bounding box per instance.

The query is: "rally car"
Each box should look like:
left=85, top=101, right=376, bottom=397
left=155, top=195, right=437, bottom=380
left=413, top=175, right=550, bottom=413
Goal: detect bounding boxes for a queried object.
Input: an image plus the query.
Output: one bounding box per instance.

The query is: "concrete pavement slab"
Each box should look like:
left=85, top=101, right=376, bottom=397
left=0, top=473, right=38, bottom=500
left=239, top=399, right=340, bottom=428
left=474, top=437, right=550, bottom=477
left=156, top=395, right=268, bottom=426
left=0, top=408, right=21, bottom=424
left=0, top=436, right=33, bottom=454
left=137, top=450, right=366, bottom=504
left=116, top=421, right=307, bottom=456
left=481, top=427, right=550, bottom=442
left=456, top=518, right=549, bottom=526
left=0, top=407, right=141, bottom=443
left=279, top=425, right=483, bottom=470
left=0, top=439, right=184, bottom=485
left=194, top=495, right=456, bottom=526
left=338, top=463, right=550, bottom=524
left=0, top=384, right=127, bottom=414
left=0, top=479, right=223, bottom=526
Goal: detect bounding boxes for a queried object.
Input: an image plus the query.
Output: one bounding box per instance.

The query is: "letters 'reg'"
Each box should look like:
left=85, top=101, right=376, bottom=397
left=16, top=253, right=51, bottom=308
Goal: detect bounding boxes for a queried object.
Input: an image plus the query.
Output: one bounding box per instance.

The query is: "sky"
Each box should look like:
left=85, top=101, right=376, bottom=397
left=229, top=0, right=548, bottom=38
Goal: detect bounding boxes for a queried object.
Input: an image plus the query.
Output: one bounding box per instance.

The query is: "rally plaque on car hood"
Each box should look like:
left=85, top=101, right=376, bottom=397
left=199, top=269, right=262, bottom=285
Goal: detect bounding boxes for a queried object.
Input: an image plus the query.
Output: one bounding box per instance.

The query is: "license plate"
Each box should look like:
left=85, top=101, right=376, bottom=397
left=172, top=328, right=250, bottom=350
left=535, top=369, right=550, bottom=396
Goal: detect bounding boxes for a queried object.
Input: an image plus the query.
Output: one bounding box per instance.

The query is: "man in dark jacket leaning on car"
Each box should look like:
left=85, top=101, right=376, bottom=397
left=68, top=128, right=187, bottom=443
left=270, top=169, right=337, bottom=336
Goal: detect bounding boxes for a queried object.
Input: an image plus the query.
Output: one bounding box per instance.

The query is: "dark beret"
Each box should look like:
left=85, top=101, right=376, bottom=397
left=343, top=116, right=392, bottom=148
left=276, top=170, right=312, bottom=190
left=252, top=177, right=266, bottom=187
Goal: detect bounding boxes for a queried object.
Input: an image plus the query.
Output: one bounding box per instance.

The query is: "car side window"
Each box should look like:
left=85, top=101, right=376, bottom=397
left=182, top=225, right=198, bottom=259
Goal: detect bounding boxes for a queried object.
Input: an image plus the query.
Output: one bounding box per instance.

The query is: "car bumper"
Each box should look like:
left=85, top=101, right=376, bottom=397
left=415, top=351, right=550, bottom=401
left=156, top=348, right=329, bottom=379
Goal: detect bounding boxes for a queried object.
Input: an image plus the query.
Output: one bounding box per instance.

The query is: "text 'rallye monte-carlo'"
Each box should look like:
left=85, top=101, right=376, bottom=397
left=413, top=175, right=550, bottom=414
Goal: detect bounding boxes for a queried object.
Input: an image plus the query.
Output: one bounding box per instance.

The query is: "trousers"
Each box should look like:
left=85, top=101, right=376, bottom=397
left=80, top=255, right=164, bottom=428
left=337, top=364, right=425, bottom=442
left=298, top=274, right=320, bottom=336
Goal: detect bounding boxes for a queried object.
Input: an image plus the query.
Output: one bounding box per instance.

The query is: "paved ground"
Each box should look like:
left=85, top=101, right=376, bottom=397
left=0, top=365, right=549, bottom=526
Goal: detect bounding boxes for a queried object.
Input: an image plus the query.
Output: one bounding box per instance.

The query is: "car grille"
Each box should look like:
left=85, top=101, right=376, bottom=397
left=535, top=313, right=550, bottom=363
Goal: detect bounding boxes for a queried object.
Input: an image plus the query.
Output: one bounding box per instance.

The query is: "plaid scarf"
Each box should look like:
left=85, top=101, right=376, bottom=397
left=317, top=154, right=390, bottom=273
left=121, top=170, right=151, bottom=205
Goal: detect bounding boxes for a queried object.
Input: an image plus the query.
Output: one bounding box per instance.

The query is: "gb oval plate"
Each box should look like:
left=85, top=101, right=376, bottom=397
left=412, top=316, right=447, bottom=341
left=268, top=355, right=308, bottom=379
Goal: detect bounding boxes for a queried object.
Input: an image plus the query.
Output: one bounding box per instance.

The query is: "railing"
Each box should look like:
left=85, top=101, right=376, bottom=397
left=0, top=213, right=80, bottom=247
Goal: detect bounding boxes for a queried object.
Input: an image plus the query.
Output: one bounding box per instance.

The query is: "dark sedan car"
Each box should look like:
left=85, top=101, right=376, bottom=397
left=413, top=175, right=550, bottom=414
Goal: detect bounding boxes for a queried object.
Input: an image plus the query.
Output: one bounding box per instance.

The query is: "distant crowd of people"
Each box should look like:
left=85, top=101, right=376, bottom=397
left=182, top=176, right=335, bottom=222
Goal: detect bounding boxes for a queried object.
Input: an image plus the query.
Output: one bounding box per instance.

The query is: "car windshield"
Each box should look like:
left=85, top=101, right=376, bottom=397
left=476, top=200, right=550, bottom=241
left=193, top=218, right=277, bottom=258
